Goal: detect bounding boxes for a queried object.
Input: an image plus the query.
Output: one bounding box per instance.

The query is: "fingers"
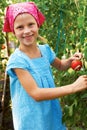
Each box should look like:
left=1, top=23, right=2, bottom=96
left=79, top=75, right=87, bottom=81
left=70, top=53, right=83, bottom=61
left=79, top=75, right=87, bottom=89
left=83, top=75, right=87, bottom=77
left=73, top=75, right=87, bottom=93
left=81, top=75, right=87, bottom=84
left=74, top=65, right=81, bottom=71
left=81, top=75, right=87, bottom=78
left=73, top=52, right=83, bottom=60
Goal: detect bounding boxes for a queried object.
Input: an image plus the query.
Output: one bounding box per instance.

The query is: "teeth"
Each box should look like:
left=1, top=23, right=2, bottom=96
left=24, top=35, right=32, bottom=37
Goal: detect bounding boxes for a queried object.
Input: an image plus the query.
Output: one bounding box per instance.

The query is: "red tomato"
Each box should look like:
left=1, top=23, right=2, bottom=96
left=71, top=60, right=82, bottom=71
left=1, top=45, right=6, bottom=49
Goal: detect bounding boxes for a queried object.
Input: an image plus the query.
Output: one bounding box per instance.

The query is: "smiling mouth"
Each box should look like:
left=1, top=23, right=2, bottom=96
left=23, top=34, right=33, bottom=39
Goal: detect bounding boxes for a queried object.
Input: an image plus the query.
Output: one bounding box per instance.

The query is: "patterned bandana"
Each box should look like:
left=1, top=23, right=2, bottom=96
left=3, top=2, right=45, bottom=33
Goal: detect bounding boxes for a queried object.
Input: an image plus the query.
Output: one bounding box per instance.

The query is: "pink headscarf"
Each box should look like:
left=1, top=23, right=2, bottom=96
left=3, top=2, right=45, bottom=33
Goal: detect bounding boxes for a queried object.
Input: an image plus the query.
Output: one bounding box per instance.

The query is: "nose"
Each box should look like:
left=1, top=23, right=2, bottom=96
left=24, top=26, right=31, bottom=34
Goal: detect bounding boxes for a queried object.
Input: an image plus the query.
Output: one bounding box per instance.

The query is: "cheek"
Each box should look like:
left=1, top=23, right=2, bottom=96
left=34, top=27, right=39, bottom=36
left=14, top=31, right=21, bottom=38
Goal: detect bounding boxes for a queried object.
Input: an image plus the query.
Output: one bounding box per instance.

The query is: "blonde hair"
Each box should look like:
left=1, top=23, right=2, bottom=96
left=38, top=35, right=48, bottom=43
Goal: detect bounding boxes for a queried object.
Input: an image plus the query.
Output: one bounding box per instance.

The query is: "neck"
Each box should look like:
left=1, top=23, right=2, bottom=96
left=19, top=43, right=37, bottom=53
left=19, top=44, right=41, bottom=58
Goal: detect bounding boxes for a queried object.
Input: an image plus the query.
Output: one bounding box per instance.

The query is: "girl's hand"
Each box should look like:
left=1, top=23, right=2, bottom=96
left=69, top=52, right=83, bottom=62
left=72, top=75, right=87, bottom=93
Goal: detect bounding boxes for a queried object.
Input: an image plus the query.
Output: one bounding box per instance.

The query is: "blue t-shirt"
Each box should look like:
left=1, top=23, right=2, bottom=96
left=6, top=44, right=66, bottom=130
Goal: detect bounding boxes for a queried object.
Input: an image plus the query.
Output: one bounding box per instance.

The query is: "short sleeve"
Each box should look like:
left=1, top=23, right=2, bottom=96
left=6, top=52, right=29, bottom=77
left=44, top=44, right=56, bottom=64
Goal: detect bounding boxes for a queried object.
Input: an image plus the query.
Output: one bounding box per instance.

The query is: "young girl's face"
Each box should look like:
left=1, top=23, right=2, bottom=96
left=14, top=13, right=39, bottom=46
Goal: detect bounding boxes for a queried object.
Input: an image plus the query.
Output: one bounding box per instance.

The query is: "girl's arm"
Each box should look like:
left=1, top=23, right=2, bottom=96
left=51, top=57, right=71, bottom=70
left=14, top=68, right=87, bottom=101
left=52, top=52, right=82, bottom=71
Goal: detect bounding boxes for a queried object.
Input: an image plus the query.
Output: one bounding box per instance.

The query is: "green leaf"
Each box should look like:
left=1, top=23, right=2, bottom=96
left=77, top=15, right=85, bottom=28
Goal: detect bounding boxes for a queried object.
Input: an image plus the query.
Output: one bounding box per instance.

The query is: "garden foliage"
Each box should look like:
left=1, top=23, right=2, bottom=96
left=0, top=0, right=87, bottom=129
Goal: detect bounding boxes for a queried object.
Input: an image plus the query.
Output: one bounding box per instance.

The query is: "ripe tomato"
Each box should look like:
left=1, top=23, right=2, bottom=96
left=71, top=60, right=82, bottom=71
left=1, top=45, right=6, bottom=49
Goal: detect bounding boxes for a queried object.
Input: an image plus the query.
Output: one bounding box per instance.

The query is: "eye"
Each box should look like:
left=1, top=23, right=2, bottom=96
left=29, top=23, right=35, bottom=27
left=16, top=25, right=24, bottom=30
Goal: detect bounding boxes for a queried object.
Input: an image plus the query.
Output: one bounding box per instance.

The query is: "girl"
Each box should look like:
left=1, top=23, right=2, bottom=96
left=3, top=2, right=87, bottom=130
